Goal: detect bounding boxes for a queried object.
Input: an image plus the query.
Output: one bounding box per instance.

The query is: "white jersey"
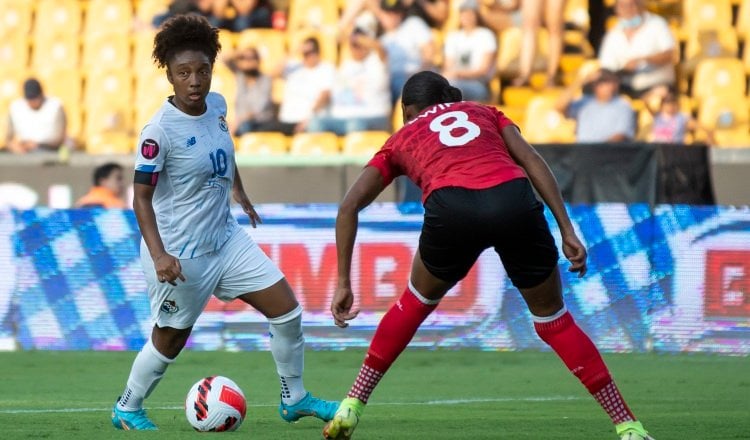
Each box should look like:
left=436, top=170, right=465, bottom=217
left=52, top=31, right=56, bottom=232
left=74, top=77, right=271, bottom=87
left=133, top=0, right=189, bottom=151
left=134, top=92, right=238, bottom=259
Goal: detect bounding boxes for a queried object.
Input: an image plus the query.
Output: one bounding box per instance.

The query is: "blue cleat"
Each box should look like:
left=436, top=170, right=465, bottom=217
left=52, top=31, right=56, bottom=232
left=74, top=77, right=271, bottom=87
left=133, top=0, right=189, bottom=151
left=279, top=392, right=339, bottom=423
left=111, top=397, right=157, bottom=430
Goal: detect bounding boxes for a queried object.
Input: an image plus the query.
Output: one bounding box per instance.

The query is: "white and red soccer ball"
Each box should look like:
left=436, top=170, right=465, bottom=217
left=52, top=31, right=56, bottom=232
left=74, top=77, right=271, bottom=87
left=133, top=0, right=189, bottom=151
left=185, top=376, right=247, bottom=432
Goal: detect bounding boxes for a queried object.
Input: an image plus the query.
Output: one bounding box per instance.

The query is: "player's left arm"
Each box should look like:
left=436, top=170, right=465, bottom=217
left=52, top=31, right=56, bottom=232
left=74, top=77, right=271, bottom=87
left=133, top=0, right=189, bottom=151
left=502, top=125, right=587, bottom=277
left=231, top=164, right=261, bottom=228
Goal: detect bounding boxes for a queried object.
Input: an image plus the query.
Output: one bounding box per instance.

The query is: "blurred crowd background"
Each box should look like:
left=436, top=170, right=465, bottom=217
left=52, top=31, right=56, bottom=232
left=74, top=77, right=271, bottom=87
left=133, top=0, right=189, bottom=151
left=0, top=0, right=748, bottom=158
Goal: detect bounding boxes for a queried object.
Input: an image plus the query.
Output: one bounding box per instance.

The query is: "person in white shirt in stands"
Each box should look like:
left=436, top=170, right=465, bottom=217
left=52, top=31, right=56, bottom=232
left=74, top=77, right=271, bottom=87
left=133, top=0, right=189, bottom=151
left=597, top=0, right=676, bottom=98
left=307, top=27, right=392, bottom=135
left=276, top=37, right=336, bottom=135
left=442, top=0, right=498, bottom=103
left=378, top=0, right=436, bottom=104
left=4, top=78, right=67, bottom=154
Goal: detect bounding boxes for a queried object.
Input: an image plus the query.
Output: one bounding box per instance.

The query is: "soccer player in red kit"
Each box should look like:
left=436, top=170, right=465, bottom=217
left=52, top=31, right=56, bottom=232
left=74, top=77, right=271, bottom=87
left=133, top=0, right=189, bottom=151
left=323, top=71, right=654, bottom=440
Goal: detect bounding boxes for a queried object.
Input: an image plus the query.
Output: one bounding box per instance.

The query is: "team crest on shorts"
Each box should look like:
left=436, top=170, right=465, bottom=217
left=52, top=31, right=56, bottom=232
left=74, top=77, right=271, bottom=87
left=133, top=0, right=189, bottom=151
left=160, top=299, right=179, bottom=314
left=141, top=138, right=159, bottom=159
left=218, top=115, right=228, bottom=132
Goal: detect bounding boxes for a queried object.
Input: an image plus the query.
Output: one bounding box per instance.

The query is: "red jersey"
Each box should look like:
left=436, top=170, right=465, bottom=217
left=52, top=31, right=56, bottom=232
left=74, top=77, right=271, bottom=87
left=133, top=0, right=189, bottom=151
left=367, top=101, right=527, bottom=202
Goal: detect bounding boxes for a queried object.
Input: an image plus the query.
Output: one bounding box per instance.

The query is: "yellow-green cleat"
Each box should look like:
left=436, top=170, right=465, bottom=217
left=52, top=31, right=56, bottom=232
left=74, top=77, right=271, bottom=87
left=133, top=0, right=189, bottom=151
left=322, top=397, right=365, bottom=440
left=616, top=421, right=654, bottom=440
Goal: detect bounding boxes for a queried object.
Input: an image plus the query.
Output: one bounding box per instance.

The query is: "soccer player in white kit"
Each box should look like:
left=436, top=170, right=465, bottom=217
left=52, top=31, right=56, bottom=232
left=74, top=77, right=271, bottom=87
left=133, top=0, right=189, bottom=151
left=111, top=14, right=338, bottom=430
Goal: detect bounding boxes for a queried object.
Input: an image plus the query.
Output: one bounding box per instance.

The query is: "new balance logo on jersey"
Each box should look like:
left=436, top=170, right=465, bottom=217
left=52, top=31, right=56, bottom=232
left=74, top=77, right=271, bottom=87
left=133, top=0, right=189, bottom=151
left=186, top=136, right=196, bottom=148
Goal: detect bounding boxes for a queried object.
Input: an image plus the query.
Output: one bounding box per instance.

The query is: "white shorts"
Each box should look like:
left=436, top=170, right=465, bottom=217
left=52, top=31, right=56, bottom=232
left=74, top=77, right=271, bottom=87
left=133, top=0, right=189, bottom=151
left=141, top=227, right=284, bottom=329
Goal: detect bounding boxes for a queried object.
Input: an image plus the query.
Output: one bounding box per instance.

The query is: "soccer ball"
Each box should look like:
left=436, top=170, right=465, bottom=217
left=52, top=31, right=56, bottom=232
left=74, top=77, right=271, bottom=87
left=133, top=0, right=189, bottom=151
left=185, top=376, right=247, bottom=432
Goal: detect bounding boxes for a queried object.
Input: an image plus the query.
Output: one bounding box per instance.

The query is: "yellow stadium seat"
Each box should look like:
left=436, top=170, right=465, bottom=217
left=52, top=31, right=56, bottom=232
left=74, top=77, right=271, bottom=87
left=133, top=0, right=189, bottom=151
left=0, top=35, right=29, bottom=72
left=738, top=0, right=750, bottom=40
left=133, top=30, right=157, bottom=66
left=698, top=96, right=750, bottom=140
left=237, top=132, right=289, bottom=155
left=134, top=70, right=172, bottom=129
left=83, top=0, right=133, bottom=37
left=682, top=28, right=739, bottom=74
left=33, top=0, right=82, bottom=39
left=288, top=28, right=338, bottom=64
left=209, top=65, right=237, bottom=119
left=0, top=0, right=33, bottom=39
left=236, top=29, right=287, bottom=75
left=287, top=0, right=339, bottom=31
left=289, top=132, right=340, bottom=156
left=495, top=105, right=525, bottom=128
left=36, top=69, right=83, bottom=113
left=692, top=58, right=747, bottom=104
left=502, top=86, right=535, bottom=107
left=84, top=70, right=134, bottom=137
left=682, top=0, right=733, bottom=33
left=82, top=34, right=132, bottom=72
left=85, top=131, right=135, bottom=155
left=392, top=99, right=404, bottom=131
left=218, top=29, right=236, bottom=54
left=496, top=27, right=549, bottom=79
left=564, top=0, right=590, bottom=31
left=63, top=101, right=84, bottom=142
left=522, top=95, right=577, bottom=143
left=0, top=73, right=23, bottom=113
left=342, top=131, right=390, bottom=156
left=32, top=34, right=80, bottom=72
left=135, top=0, right=170, bottom=26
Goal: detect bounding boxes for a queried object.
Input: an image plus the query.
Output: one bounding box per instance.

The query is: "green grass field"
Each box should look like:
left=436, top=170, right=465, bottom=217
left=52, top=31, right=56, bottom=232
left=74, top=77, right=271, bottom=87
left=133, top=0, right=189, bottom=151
left=1, top=350, right=748, bottom=439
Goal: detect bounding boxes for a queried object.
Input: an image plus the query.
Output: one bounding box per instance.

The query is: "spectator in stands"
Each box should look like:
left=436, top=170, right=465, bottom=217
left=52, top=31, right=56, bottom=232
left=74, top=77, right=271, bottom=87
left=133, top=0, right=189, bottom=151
left=442, top=0, right=497, bottom=102
left=4, top=78, right=67, bottom=154
left=153, top=0, right=225, bottom=28
left=75, top=163, right=127, bottom=209
left=479, top=0, right=521, bottom=34
left=646, top=89, right=715, bottom=144
left=406, top=0, right=450, bottom=28
left=218, top=0, right=273, bottom=31
left=556, top=68, right=636, bottom=143
left=378, top=0, right=436, bottom=104
left=224, top=47, right=276, bottom=135
left=598, top=0, right=676, bottom=98
left=276, top=37, right=335, bottom=135
left=307, top=28, right=391, bottom=135
left=512, top=0, right=567, bottom=87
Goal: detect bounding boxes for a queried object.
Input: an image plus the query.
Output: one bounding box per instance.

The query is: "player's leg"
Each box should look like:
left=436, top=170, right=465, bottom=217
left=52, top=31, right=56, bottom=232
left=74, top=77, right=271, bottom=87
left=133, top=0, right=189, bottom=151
left=112, top=249, right=216, bottom=430
left=218, top=229, right=337, bottom=423
left=323, top=251, right=453, bottom=440
left=506, top=210, right=652, bottom=439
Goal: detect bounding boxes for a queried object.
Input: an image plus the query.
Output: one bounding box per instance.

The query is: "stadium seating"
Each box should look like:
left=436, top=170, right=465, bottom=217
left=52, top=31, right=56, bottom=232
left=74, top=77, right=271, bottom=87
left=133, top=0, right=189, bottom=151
left=522, top=95, right=577, bottom=143
left=86, top=131, right=135, bottom=155
left=237, top=132, right=289, bottom=155
left=236, top=29, right=287, bottom=74
left=342, top=131, right=390, bottom=156
left=82, top=34, right=132, bottom=72
left=33, top=0, right=82, bottom=40
left=289, top=132, right=340, bottom=156
left=83, top=0, right=133, bottom=38
left=0, top=0, right=33, bottom=40
left=32, top=33, right=80, bottom=72
left=0, top=35, right=29, bottom=73
left=691, top=58, right=747, bottom=105
left=287, top=0, right=339, bottom=31
left=682, top=28, right=739, bottom=74
left=697, top=95, right=750, bottom=146
left=682, top=0, right=733, bottom=33
left=496, top=27, right=549, bottom=79
left=83, top=70, right=134, bottom=140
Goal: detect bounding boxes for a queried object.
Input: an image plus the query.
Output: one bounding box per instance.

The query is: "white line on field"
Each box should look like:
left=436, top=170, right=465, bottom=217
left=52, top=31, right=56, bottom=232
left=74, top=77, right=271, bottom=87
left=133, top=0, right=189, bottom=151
left=0, top=396, right=582, bottom=414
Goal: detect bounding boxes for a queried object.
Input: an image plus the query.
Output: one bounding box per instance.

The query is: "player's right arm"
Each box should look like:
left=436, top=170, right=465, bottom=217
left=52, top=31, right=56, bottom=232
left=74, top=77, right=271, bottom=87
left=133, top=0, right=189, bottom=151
left=332, top=165, right=389, bottom=328
left=133, top=127, right=185, bottom=286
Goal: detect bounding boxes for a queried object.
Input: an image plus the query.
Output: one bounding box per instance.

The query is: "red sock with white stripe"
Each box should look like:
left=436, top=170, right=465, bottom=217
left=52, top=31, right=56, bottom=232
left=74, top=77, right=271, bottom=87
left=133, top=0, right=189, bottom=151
left=533, top=308, right=636, bottom=424
left=347, top=283, right=438, bottom=403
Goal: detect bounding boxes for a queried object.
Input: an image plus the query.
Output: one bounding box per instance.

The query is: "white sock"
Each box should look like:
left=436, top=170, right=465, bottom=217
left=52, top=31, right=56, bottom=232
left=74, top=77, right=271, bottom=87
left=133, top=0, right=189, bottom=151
left=268, top=305, right=307, bottom=405
left=117, top=339, right=174, bottom=411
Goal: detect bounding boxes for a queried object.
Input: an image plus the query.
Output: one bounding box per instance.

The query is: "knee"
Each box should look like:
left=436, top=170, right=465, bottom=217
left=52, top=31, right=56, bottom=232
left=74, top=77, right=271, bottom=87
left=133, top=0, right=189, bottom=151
left=151, top=326, right=192, bottom=359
